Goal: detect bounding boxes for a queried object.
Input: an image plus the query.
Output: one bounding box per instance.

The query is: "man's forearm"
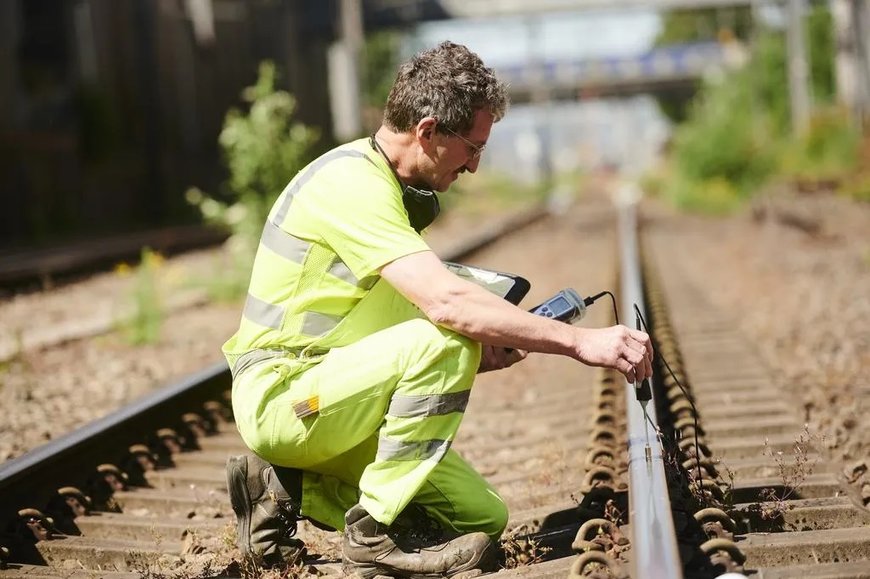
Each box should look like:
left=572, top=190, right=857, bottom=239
left=425, top=280, right=580, bottom=357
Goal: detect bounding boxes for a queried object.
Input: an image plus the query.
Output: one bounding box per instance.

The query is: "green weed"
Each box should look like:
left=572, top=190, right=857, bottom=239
left=780, top=107, right=861, bottom=184
left=186, top=61, right=317, bottom=303
left=116, top=248, right=164, bottom=345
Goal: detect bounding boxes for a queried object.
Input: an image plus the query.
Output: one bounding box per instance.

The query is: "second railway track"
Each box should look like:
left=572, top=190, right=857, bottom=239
left=1, top=195, right=868, bottom=578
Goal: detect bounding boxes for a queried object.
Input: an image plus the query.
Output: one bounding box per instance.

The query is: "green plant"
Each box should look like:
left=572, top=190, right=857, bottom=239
left=672, top=69, right=778, bottom=196
left=187, top=61, right=318, bottom=299
left=117, top=248, right=164, bottom=345
left=780, top=107, right=861, bottom=182
left=363, top=30, right=402, bottom=109
left=193, top=235, right=258, bottom=303
left=806, top=4, right=837, bottom=105
left=651, top=4, right=854, bottom=209
left=650, top=48, right=779, bottom=212
left=666, top=174, right=746, bottom=215
left=843, top=174, right=870, bottom=202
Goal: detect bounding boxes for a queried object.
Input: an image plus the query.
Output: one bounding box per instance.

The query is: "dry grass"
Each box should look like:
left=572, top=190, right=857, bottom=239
left=500, top=525, right=552, bottom=569
left=754, top=425, right=824, bottom=520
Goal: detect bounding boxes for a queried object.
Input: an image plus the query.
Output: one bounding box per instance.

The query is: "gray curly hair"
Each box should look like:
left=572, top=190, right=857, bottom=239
left=383, top=41, right=509, bottom=134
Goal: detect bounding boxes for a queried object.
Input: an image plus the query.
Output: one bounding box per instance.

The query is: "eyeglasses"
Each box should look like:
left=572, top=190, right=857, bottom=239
left=440, top=125, right=486, bottom=160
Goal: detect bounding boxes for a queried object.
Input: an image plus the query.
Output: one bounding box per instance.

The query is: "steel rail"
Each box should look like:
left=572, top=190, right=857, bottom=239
left=0, top=225, right=228, bottom=289
left=617, top=199, right=683, bottom=578
left=0, top=361, right=230, bottom=528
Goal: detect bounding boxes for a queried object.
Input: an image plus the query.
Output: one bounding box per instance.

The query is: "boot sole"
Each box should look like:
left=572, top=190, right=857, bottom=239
left=343, top=540, right=495, bottom=579
left=342, top=569, right=483, bottom=579
left=343, top=565, right=484, bottom=579
left=226, top=455, right=253, bottom=555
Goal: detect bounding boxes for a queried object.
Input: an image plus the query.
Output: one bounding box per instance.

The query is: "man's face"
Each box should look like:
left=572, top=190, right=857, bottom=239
left=425, top=109, right=494, bottom=192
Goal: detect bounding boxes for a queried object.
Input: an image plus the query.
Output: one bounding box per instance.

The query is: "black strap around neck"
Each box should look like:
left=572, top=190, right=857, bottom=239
left=369, top=134, right=404, bottom=189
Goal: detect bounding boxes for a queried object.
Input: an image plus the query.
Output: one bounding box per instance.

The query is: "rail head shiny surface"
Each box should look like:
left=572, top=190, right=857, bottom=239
left=618, top=200, right=683, bottom=579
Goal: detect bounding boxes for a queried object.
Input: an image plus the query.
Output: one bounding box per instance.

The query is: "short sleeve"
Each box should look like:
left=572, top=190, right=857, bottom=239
left=291, top=156, right=431, bottom=280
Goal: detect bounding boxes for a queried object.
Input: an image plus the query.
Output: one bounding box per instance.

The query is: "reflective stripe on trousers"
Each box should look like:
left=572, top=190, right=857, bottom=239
left=231, top=347, right=327, bottom=381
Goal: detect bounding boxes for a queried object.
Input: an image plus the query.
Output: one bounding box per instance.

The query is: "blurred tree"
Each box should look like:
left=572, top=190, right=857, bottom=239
left=659, top=3, right=857, bottom=212
left=653, top=7, right=753, bottom=123
left=806, top=5, right=836, bottom=105
left=657, top=3, right=836, bottom=130
left=655, top=6, right=754, bottom=45
left=362, top=30, right=402, bottom=110
left=747, top=3, right=836, bottom=133
left=751, top=29, right=789, bottom=133
left=673, top=65, right=778, bottom=195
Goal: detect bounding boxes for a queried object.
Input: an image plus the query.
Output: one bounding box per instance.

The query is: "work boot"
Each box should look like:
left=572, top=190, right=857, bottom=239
left=342, top=503, right=495, bottom=578
left=226, top=454, right=305, bottom=566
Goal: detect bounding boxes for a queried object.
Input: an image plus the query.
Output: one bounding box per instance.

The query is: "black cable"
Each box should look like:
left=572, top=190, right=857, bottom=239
left=633, top=304, right=703, bottom=485
left=584, top=290, right=619, bottom=325
left=585, top=288, right=703, bottom=484
left=572, top=289, right=703, bottom=484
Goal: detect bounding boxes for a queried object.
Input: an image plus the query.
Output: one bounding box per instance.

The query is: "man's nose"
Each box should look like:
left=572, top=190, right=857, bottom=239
left=465, top=156, right=481, bottom=174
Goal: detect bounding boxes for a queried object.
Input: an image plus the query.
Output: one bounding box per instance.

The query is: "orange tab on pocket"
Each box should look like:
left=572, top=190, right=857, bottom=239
left=293, top=396, right=320, bottom=418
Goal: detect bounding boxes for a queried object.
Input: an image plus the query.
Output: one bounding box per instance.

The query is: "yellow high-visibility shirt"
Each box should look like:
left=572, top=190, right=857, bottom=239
left=222, top=138, right=431, bottom=369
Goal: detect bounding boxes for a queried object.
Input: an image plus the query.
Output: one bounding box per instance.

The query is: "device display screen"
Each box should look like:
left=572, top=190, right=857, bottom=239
left=443, top=262, right=530, bottom=305
left=549, top=296, right=571, bottom=312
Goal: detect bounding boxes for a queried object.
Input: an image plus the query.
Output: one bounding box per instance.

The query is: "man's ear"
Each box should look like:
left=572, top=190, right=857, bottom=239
left=415, top=117, right=438, bottom=149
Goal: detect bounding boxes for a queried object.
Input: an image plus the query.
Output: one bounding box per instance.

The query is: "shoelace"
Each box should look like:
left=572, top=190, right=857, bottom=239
left=269, top=491, right=302, bottom=540
left=391, top=505, right=447, bottom=547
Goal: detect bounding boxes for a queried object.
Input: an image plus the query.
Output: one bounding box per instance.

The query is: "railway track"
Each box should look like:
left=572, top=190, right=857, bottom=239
left=0, top=225, right=227, bottom=294
left=1, top=197, right=867, bottom=578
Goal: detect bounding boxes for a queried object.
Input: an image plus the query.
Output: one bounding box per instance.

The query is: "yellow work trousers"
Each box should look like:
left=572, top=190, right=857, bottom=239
left=231, top=281, right=508, bottom=539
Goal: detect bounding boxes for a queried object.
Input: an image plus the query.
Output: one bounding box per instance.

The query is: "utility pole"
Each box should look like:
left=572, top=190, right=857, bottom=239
left=786, top=0, right=812, bottom=135
left=329, top=0, right=364, bottom=141
left=832, top=0, right=870, bottom=128
left=516, top=16, right=556, bottom=190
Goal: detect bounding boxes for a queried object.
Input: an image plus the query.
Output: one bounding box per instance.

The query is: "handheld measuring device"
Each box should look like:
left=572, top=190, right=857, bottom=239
left=528, top=288, right=586, bottom=323
left=502, top=289, right=587, bottom=355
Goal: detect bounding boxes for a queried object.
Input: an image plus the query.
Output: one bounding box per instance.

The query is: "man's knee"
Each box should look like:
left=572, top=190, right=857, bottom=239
left=398, top=318, right=481, bottom=376
left=448, top=487, right=508, bottom=539
left=479, top=492, right=509, bottom=540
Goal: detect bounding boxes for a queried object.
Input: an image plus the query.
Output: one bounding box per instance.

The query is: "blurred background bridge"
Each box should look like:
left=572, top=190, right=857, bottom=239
left=495, top=42, right=735, bottom=101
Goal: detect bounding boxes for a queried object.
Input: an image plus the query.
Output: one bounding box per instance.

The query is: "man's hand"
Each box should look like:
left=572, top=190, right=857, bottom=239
left=478, top=345, right=527, bottom=373
left=575, top=325, right=654, bottom=383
